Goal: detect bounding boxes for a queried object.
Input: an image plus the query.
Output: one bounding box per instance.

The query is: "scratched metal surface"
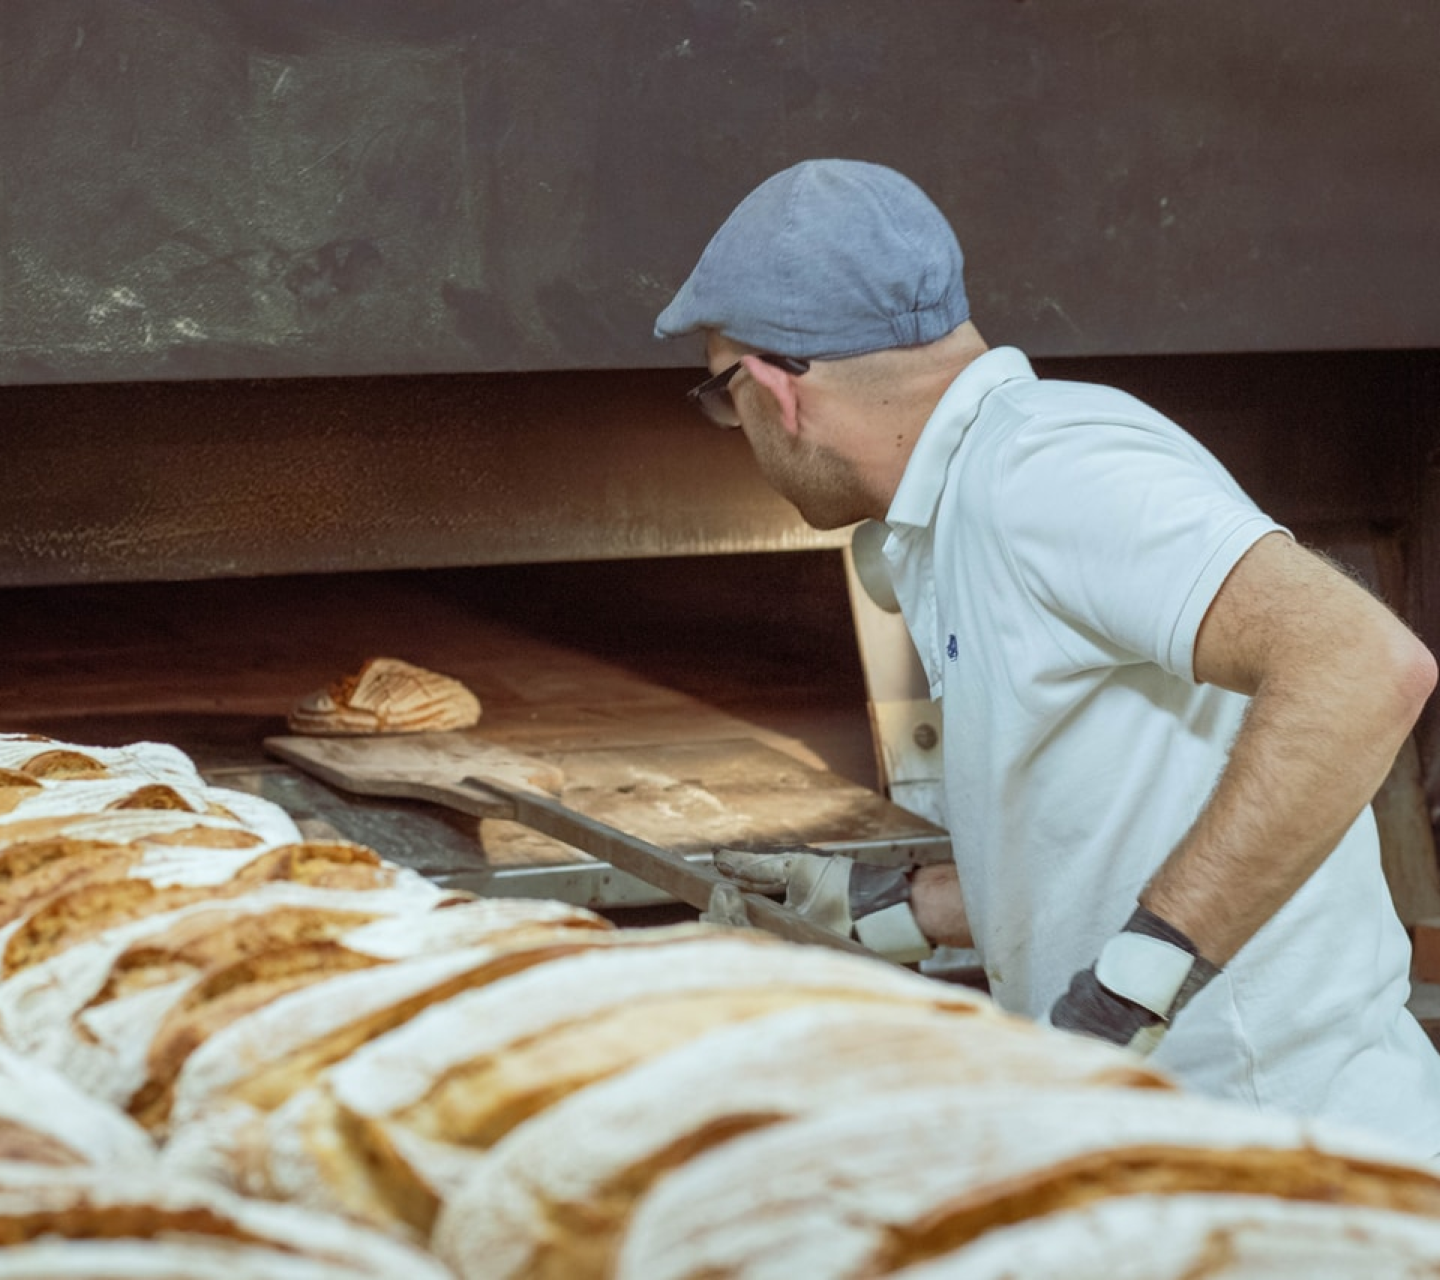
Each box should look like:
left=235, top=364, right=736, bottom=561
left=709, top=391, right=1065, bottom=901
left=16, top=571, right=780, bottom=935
left=3, top=1, right=1439, bottom=384
left=0, top=347, right=1429, bottom=586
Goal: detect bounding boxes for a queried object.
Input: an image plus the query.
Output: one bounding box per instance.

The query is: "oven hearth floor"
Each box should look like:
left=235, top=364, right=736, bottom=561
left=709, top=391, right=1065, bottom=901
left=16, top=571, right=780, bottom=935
left=0, top=555, right=947, bottom=912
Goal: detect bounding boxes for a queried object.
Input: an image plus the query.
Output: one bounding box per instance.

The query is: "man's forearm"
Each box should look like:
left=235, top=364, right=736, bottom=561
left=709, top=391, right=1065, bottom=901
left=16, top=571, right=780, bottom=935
left=910, top=862, right=973, bottom=948
left=1142, top=616, right=1434, bottom=966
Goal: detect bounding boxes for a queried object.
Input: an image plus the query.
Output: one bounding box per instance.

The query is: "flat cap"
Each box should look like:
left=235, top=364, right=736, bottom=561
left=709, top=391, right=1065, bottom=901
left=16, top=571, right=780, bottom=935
left=655, top=159, right=968, bottom=359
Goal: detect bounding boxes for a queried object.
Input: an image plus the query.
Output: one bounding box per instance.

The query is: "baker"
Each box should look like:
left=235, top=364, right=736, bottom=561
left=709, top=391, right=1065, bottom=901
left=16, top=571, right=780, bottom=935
left=653, top=158, right=1440, bottom=1157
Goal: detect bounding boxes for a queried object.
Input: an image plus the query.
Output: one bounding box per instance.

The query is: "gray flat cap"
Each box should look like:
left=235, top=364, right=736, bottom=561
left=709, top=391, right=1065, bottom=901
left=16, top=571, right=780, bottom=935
left=655, top=159, right=968, bottom=359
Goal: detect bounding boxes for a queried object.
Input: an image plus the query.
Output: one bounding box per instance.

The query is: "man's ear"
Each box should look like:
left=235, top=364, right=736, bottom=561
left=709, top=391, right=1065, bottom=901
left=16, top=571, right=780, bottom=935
left=740, top=354, right=802, bottom=437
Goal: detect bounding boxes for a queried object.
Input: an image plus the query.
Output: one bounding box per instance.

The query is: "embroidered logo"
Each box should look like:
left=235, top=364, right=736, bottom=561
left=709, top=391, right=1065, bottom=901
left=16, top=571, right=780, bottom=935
left=946, top=633, right=958, bottom=661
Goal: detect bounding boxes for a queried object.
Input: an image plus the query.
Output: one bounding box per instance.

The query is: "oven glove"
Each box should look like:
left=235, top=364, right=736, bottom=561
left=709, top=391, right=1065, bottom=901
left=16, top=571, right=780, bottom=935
left=709, top=849, right=932, bottom=964
left=1048, top=904, right=1221, bottom=1056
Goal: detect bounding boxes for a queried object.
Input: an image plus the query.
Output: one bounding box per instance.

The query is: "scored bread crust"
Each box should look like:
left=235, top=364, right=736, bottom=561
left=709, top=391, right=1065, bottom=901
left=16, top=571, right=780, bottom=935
left=0, top=748, right=108, bottom=781
left=0, top=840, right=146, bottom=930
left=0, top=781, right=302, bottom=852
left=884, top=1192, right=1440, bottom=1279
left=0, top=737, right=203, bottom=788
left=0, top=1161, right=453, bottom=1278
left=0, top=1044, right=155, bottom=1169
left=0, top=882, right=464, bottom=1060
left=168, top=902, right=618, bottom=1123
left=0, top=810, right=267, bottom=855
left=287, top=657, right=482, bottom=736
left=0, top=1239, right=430, bottom=1280
left=433, top=1002, right=1174, bottom=1280
left=29, top=902, right=428, bottom=1113
left=245, top=933, right=992, bottom=1234
left=613, top=1086, right=1440, bottom=1280
left=0, top=772, right=42, bottom=817
left=332, top=933, right=989, bottom=1122
left=129, top=941, right=392, bottom=1131
left=0, top=839, right=444, bottom=996
left=0, top=842, right=455, bottom=977
left=0, top=779, right=213, bottom=824
left=163, top=927, right=749, bottom=1203
left=143, top=920, right=629, bottom=1156
left=4, top=880, right=222, bottom=975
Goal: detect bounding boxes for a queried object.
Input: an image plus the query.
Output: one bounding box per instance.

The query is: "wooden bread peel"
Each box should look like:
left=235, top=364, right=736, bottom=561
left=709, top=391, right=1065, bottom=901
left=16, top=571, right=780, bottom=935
left=264, top=732, right=877, bottom=958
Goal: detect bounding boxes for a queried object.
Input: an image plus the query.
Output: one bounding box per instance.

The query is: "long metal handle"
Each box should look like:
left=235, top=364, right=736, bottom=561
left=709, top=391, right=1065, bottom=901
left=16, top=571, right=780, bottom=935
left=462, top=775, right=879, bottom=958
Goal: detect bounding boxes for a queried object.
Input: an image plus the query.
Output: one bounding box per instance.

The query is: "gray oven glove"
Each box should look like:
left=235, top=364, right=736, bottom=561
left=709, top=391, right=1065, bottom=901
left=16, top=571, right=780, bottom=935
left=709, top=849, right=933, bottom=964
left=1048, top=904, right=1221, bottom=1056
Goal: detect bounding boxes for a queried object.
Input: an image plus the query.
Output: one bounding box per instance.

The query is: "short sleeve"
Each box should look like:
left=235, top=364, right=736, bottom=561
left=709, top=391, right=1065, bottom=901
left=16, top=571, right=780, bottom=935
left=993, top=400, right=1285, bottom=682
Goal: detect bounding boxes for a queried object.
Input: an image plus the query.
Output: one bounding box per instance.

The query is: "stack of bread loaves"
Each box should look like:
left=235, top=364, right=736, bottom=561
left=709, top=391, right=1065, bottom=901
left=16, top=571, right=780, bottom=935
left=1, top=730, right=1440, bottom=1278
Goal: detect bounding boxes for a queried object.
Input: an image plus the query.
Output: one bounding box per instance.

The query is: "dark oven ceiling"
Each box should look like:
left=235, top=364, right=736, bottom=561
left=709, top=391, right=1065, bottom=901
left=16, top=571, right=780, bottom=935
left=3, top=1, right=1440, bottom=386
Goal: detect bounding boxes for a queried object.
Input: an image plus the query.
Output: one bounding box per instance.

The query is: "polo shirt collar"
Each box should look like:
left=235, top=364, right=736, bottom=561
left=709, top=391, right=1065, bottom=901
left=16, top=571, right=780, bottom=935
left=886, top=346, right=1036, bottom=529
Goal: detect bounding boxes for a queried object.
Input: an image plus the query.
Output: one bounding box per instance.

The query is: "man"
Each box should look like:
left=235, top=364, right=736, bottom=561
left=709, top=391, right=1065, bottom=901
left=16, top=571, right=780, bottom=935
left=654, top=158, right=1440, bottom=1157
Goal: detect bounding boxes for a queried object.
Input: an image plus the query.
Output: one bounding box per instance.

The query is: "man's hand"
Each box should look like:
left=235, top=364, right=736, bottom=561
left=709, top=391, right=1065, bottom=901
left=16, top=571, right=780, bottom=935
left=1049, top=905, right=1220, bottom=1055
left=710, top=849, right=932, bottom=964
left=712, top=849, right=855, bottom=933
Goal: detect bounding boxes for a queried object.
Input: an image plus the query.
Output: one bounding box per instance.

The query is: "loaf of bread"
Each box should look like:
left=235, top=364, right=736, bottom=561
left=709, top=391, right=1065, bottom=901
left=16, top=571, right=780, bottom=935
left=288, top=657, right=481, bottom=735
left=0, top=736, right=202, bottom=786
left=0, top=838, right=459, bottom=977
left=0, top=884, right=497, bottom=1112
left=165, top=926, right=761, bottom=1211
left=8, top=896, right=393, bottom=1107
left=239, top=931, right=992, bottom=1235
left=133, top=902, right=607, bottom=1136
left=0, top=1162, right=453, bottom=1279
left=0, top=1044, right=155, bottom=1169
left=612, top=1086, right=1440, bottom=1279
left=6, top=729, right=1440, bottom=1280
left=0, top=809, right=268, bottom=854
left=0, top=775, right=303, bottom=852
left=0, top=1241, right=425, bottom=1279
left=0, top=838, right=146, bottom=930
left=167, top=903, right=621, bottom=1125
left=433, top=1002, right=1173, bottom=1279
left=0, top=740, right=111, bottom=781
left=885, top=1193, right=1440, bottom=1279
left=0, top=770, right=42, bottom=816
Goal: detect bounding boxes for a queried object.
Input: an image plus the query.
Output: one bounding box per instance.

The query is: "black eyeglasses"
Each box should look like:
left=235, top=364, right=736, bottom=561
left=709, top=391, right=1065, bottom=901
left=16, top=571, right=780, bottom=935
left=686, top=353, right=810, bottom=428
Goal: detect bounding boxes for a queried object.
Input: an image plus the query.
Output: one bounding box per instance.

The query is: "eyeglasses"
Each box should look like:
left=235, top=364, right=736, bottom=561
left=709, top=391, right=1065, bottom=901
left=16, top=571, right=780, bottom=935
left=686, top=353, right=810, bottom=428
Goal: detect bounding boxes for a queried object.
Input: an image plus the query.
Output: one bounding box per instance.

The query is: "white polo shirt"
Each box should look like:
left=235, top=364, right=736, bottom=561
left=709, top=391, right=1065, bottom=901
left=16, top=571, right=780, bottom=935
left=882, top=346, right=1440, bottom=1157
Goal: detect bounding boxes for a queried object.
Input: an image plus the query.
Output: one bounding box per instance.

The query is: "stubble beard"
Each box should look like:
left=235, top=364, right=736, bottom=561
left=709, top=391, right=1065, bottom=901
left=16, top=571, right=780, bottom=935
left=760, top=433, right=874, bottom=531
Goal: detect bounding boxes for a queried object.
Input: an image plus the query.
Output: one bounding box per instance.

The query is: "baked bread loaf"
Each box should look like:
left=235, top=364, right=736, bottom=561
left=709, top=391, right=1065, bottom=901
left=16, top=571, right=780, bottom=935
left=130, top=942, right=393, bottom=1131
left=0, top=741, right=109, bottom=780
left=0, top=770, right=41, bottom=816
left=0, top=884, right=478, bottom=1109
left=163, top=925, right=739, bottom=1198
left=434, top=1002, right=1173, bottom=1279
left=613, top=1086, right=1440, bottom=1279
left=0, top=736, right=202, bottom=787
left=0, top=1241, right=429, bottom=1279
left=0, top=736, right=301, bottom=859
left=7, top=728, right=1440, bottom=1279
left=885, top=1193, right=1440, bottom=1279
left=288, top=657, right=481, bottom=735
left=20, top=900, right=396, bottom=1111
left=130, top=901, right=597, bottom=1134
left=166, top=900, right=618, bottom=1127
left=0, top=839, right=146, bottom=930
left=243, top=932, right=992, bottom=1235
left=0, top=1044, right=155, bottom=1169
left=0, top=1162, right=452, bottom=1279
left=0, top=788, right=301, bottom=854
left=0, top=840, right=456, bottom=977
